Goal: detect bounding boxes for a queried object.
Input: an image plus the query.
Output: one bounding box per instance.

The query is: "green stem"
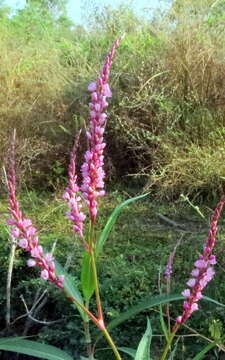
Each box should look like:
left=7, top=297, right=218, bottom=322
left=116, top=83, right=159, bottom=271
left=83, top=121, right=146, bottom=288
left=102, top=327, right=122, bottom=360
left=88, top=220, right=104, bottom=321
left=160, top=323, right=180, bottom=360
left=90, top=249, right=104, bottom=320
left=84, top=300, right=94, bottom=360
left=65, top=271, right=122, bottom=359
left=89, top=221, right=121, bottom=359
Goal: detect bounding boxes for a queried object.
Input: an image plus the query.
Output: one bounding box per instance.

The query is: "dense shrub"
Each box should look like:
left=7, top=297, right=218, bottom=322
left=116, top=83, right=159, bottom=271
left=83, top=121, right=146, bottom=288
left=1, top=0, right=225, bottom=198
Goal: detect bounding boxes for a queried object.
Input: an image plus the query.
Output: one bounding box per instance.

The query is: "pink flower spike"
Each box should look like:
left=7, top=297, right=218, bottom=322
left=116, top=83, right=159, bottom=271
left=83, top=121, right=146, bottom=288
left=81, top=36, right=124, bottom=223
left=63, top=130, right=86, bottom=239
left=6, top=131, right=64, bottom=290
left=177, top=195, right=225, bottom=325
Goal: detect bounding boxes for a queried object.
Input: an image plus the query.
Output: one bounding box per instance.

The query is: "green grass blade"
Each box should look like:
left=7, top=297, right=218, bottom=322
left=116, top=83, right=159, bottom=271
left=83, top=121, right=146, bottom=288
left=96, top=193, right=149, bottom=257
left=168, top=338, right=180, bottom=360
left=203, top=296, right=225, bottom=307
left=81, top=251, right=96, bottom=301
left=0, top=338, right=74, bottom=360
left=135, top=317, right=152, bottom=360
left=55, top=261, right=86, bottom=321
left=118, top=347, right=136, bottom=358
left=107, top=293, right=183, bottom=332
left=159, top=304, right=170, bottom=343
left=192, top=342, right=217, bottom=360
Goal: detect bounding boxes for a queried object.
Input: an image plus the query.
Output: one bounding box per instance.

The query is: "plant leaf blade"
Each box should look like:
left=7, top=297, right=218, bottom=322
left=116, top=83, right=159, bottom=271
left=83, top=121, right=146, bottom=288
left=0, top=338, right=74, bottom=360
left=135, top=317, right=152, bottom=360
left=81, top=251, right=95, bottom=301
left=118, top=347, right=136, bottom=358
left=96, top=193, right=149, bottom=257
left=192, top=342, right=217, bottom=360
left=55, top=261, right=86, bottom=321
left=107, top=293, right=183, bottom=332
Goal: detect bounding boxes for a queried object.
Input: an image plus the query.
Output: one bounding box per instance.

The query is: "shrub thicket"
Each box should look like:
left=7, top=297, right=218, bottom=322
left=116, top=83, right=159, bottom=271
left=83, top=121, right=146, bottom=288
left=1, top=0, right=225, bottom=197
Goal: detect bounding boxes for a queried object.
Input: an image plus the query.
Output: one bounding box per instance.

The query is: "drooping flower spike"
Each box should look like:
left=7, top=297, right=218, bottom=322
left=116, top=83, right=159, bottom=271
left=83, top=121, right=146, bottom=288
left=7, top=132, right=64, bottom=288
left=81, top=35, right=124, bottom=222
left=177, top=195, right=225, bottom=324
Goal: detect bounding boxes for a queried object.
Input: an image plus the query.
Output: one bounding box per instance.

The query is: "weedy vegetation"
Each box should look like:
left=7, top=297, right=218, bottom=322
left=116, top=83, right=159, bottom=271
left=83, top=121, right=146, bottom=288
left=1, top=0, right=225, bottom=359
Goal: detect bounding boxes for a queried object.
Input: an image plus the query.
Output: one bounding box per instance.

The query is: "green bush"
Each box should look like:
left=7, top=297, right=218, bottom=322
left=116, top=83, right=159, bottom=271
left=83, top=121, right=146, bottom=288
left=1, top=0, right=225, bottom=197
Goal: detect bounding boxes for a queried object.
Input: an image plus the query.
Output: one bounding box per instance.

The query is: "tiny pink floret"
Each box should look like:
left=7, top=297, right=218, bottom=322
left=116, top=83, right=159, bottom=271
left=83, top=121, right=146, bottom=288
left=27, top=259, right=36, bottom=267
left=41, top=269, right=49, bottom=280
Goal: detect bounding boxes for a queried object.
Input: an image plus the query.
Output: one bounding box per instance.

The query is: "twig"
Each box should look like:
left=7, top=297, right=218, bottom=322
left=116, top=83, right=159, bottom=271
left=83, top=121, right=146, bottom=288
left=157, top=213, right=186, bottom=229
left=20, top=294, right=62, bottom=326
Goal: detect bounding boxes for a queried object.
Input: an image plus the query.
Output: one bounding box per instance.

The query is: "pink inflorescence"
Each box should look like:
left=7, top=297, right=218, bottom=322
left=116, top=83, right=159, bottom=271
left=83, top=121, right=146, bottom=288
left=176, top=196, right=225, bottom=324
left=81, top=36, right=124, bottom=222
left=63, top=131, right=86, bottom=239
left=7, top=139, right=64, bottom=289
left=164, top=254, right=173, bottom=280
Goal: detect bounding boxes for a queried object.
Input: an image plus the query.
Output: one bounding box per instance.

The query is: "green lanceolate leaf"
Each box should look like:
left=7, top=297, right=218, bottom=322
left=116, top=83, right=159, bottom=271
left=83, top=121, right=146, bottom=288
left=203, top=295, right=225, bottom=307
left=55, top=261, right=86, bottom=321
left=107, top=293, right=183, bottom=332
left=118, top=347, right=136, bottom=358
left=106, top=295, right=225, bottom=331
left=0, top=338, right=74, bottom=360
left=135, top=317, right=152, bottom=360
left=192, top=342, right=217, bottom=360
left=159, top=304, right=170, bottom=343
left=81, top=251, right=96, bottom=301
left=96, top=193, right=149, bottom=257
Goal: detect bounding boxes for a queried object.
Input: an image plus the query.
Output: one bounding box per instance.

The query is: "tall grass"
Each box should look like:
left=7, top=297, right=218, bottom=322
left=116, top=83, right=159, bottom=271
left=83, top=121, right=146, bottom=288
left=1, top=0, right=225, bottom=197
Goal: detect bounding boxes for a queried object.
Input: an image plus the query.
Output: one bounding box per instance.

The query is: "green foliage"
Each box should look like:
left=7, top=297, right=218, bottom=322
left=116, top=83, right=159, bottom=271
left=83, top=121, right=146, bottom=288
left=0, top=337, right=74, bottom=360
left=192, top=342, right=217, bottom=360
left=134, top=318, right=152, bottom=360
left=1, top=0, right=225, bottom=197
left=81, top=251, right=95, bottom=301
left=1, top=190, right=225, bottom=359
left=118, top=318, right=153, bottom=359
left=96, top=192, right=149, bottom=257
left=55, top=261, right=86, bottom=321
